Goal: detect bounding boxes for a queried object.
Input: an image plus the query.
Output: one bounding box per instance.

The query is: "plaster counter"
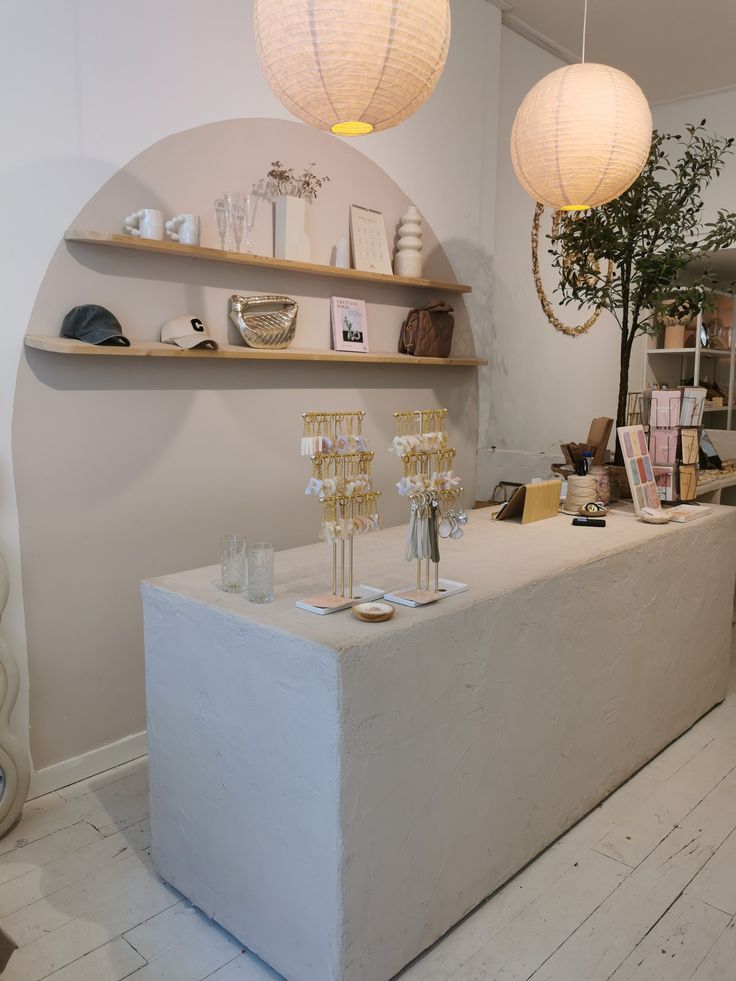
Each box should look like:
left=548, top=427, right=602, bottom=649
left=142, top=506, right=736, bottom=981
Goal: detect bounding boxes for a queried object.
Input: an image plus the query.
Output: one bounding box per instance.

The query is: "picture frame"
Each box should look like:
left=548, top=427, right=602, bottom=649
left=331, top=296, right=369, bottom=353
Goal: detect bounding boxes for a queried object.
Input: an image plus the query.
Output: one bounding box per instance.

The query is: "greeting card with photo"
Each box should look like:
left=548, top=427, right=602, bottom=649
left=330, top=297, right=369, bottom=353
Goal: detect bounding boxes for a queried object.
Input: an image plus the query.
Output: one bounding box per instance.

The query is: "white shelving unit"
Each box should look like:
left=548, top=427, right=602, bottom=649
left=645, top=287, right=736, bottom=431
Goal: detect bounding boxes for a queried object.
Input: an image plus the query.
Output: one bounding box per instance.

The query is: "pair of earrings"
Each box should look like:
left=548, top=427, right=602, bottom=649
left=306, top=476, right=337, bottom=497
left=320, top=514, right=380, bottom=543
left=438, top=508, right=468, bottom=540
left=305, top=475, right=372, bottom=498
left=396, top=470, right=461, bottom=498
left=397, top=474, right=427, bottom=497
left=301, top=435, right=331, bottom=456
left=430, top=470, right=462, bottom=493
left=389, top=432, right=445, bottom=457
left=300, top=434, right=368, bottom=456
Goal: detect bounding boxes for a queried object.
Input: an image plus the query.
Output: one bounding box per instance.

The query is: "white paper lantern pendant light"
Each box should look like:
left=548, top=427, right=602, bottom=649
left=511, top=0, right=652, bottom=211
left=254, top=0, right=451, bottom=136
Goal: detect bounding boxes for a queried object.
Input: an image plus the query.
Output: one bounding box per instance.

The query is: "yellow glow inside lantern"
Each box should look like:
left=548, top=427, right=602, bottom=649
left=331, top=121, right=375, bottom=136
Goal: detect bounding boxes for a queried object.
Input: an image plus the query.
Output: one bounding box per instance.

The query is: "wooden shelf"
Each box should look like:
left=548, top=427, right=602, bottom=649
left=64, top=230, right=472, bottom=295
left=24, top=336, right=487, bottom=367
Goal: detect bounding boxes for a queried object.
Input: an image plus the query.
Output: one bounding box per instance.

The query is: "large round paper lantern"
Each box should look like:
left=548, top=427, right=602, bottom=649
left=511, top=63, right=652, bottom=210
left=253, top=0, right=451, bottom=136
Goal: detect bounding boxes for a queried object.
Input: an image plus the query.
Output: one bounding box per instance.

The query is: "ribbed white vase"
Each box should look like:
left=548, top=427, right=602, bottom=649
left=394, top=206, right=423, bottom=278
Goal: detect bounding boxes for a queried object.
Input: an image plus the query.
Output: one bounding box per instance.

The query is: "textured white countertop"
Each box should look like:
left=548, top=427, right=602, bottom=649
left=142, top=504, right=736, bottom=653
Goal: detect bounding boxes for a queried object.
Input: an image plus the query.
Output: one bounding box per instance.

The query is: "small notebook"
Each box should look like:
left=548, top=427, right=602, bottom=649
left=668, top=504, right=711, bottom=523
left=494, top=480, right=561, bottom=524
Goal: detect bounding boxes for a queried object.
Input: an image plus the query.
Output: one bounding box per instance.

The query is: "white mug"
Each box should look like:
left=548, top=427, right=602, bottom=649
left=123, top=209, right=164, bottom=240
left=165, top=213, right=200, bottom=246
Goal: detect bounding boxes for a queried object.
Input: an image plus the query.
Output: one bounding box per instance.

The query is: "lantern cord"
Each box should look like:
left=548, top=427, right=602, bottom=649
left=581, top=0, right=588, bottom=64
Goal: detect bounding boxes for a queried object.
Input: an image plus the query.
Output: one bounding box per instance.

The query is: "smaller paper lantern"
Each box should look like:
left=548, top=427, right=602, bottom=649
left=253, top=0, right=451, bottom=136
left=511, top=63, right=652, bottom=210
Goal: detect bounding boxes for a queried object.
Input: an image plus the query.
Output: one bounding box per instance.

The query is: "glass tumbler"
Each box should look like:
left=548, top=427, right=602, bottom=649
left=247, top=543, right=274, bottom=603
left=220, top=535, right=247, bottom=592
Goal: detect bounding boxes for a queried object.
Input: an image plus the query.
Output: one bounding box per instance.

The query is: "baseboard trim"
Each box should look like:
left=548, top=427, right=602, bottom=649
left=28, top=730, right=148, bottom=799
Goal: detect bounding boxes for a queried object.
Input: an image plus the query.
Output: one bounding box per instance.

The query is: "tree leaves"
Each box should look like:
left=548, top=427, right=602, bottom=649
left=548, top=123, right=736, bottom=342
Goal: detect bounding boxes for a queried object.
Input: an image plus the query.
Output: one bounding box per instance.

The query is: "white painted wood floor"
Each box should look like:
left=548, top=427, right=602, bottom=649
left=3, top=656, right=736, bottom=981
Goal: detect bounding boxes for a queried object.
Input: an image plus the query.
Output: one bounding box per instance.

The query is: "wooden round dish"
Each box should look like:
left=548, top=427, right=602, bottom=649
left=638, top=512, right=672, bottom=525
left=578, top=504, right=608, bottom=517
left=352, top=601, right=395, bottom=623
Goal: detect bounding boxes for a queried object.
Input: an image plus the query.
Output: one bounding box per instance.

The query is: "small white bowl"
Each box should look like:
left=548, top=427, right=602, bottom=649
left=352, top=601, right=395, bottom=622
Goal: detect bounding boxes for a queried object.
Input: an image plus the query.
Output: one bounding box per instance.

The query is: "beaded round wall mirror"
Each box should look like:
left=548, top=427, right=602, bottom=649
left=0, top=555, right=30, bottom=839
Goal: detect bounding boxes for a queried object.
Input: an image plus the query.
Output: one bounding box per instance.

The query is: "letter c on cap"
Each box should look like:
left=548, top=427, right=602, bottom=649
left=191, top=318, right=204, bottom=332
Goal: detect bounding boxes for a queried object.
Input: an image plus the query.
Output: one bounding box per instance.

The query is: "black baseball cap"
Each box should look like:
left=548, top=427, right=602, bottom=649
left=61, top=305, right=131, bottom=346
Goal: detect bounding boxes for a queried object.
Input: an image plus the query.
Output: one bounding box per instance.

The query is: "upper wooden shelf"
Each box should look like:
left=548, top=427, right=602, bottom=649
left=24, top=336, right=487, bottom=367
left=64, top=230, right=473, bottom=295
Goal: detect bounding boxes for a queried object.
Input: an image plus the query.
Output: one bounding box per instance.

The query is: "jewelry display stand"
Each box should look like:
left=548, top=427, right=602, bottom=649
left=385, top=408, right=468, bottom=608
left=296, top=411, right=384, bottom=615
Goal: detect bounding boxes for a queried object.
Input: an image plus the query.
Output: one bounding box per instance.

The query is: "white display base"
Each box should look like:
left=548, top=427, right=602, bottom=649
left=295, top=584, right=385, bottom=616
left=142, top=509, right=736, bottom=981
left=384, top=578, right=469, bottom=607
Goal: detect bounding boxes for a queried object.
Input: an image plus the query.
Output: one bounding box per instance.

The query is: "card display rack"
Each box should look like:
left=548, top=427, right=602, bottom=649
left=626, top=388, right=706, bottom=503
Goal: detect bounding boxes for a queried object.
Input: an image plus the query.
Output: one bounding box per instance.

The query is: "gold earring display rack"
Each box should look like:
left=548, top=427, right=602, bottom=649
left=296, top=410, right=386, bottom=616
left=384, top=408, right=469, bottom=608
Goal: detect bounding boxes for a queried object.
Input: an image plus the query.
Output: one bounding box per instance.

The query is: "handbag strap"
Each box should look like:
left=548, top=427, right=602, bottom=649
left=421, top=302, right=454, bottom=315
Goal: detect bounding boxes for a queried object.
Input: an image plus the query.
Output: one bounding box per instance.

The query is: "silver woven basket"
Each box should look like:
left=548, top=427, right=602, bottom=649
left=229, top=294, right=298, bottom=350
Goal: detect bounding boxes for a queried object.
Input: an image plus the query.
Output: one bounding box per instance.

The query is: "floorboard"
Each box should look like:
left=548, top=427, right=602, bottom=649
left=2, top=662, right=734, bottom=980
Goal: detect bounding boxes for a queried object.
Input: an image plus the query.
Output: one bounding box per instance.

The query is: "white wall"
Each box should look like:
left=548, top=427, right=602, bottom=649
left=479, top=26, right=628, bottom=498
left=1, top=0, right=502, bottom=781
left=640, top=89, right=736, bottom=392
left=653, top=88, right=736, bottom=221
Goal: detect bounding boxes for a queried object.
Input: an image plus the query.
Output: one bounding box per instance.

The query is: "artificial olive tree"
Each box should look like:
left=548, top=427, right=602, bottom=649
left=548, top=123, right=736, bottom=442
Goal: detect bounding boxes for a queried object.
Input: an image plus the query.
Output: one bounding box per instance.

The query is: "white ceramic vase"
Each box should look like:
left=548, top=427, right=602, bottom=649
left=0, top=551, right=31, bottom=839
left=394, top=205, right=423, bottom=278
left=274, top=196, right=311, bottom=262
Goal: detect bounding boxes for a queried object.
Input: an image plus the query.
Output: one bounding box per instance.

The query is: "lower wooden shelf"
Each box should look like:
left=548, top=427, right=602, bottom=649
left=24, top=336, right=487, bottom=367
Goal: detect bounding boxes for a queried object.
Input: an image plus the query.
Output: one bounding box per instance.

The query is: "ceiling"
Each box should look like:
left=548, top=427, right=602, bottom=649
left=500, top=0, right=736, bottom=104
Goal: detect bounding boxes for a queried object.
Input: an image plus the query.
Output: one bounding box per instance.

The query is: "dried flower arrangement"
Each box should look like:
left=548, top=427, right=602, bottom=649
left=263, top=161, right=330, bottom=202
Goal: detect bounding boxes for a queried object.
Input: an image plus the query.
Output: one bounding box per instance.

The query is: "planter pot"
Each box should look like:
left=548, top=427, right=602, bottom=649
left=664, top=322, right=686, bottom=348
left=274, top=196, right=311, bottom=262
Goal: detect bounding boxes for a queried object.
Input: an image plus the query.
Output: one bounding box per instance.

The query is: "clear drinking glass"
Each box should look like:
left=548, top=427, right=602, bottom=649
left=220, top=535, right=247, bottom=592
left=214, top=199, right=227, bottom=250
left=247, top=543, right=274, bottom=603
left=232, top=205, right=245, bottom=253
left=222, top=191, right=243, bottom=252
left=243, top=193, right=258, bottom=253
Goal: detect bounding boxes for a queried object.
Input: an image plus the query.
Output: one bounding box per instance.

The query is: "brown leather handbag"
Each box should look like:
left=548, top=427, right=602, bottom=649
left=398, top=302, right=455, bottom=358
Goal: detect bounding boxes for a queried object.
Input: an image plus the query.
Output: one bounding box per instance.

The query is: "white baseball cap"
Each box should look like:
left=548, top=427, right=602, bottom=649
left=161, top=315, right=218, bottom=350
